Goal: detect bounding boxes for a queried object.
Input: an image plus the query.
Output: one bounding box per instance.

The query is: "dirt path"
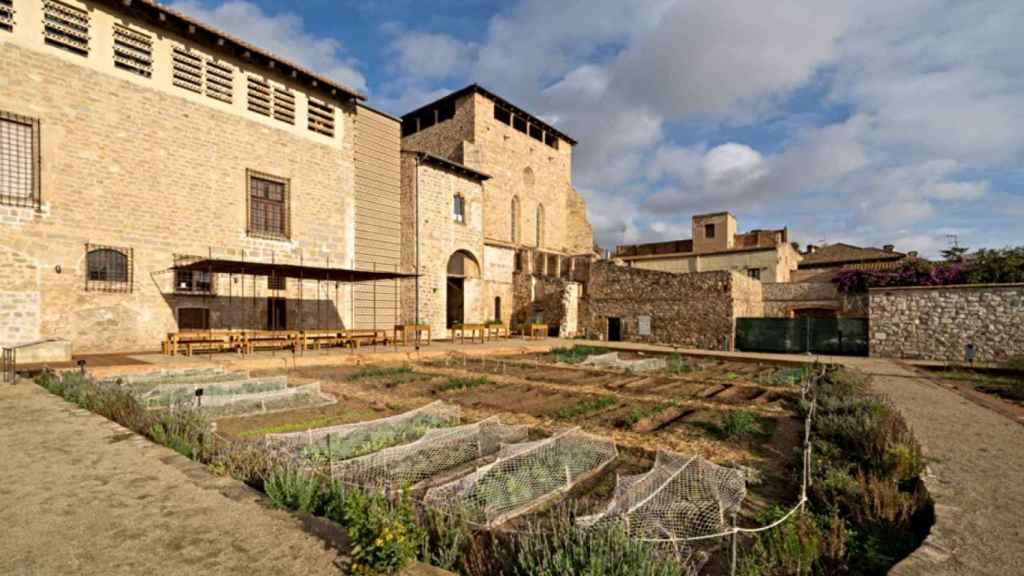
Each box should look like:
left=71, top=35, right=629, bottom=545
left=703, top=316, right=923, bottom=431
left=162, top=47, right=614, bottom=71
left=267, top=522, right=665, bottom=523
left=0, top=382, right=344, bottom=576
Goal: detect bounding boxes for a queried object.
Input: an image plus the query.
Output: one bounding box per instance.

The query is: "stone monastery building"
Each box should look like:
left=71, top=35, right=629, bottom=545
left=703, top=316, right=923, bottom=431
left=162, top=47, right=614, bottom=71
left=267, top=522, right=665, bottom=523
left=0, top=0, right=595, bottom=353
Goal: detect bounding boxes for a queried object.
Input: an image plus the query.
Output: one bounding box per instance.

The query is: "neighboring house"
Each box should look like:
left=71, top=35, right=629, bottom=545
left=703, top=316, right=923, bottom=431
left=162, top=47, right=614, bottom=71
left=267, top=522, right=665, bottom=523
left=614, top=212, right=802, bottom=283
left=399, top=85, right=595, bottom=338
left=792, top=243, right=916, bottom=282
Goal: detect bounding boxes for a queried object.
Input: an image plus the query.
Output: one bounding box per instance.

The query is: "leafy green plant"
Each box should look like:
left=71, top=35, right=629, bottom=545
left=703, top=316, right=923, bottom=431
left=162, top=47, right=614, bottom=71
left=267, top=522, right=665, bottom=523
left=663, top=353, right=693, bottom=375
left=207, top=438, right=276, bottom=490
left=148, top=407, right=211, bottom=460
left=737, top=507, right=822, bottom=576
left=556, top=395, right=617, bottom=419
left=418, top=505, right=475, bottom=572
left=299, top=413, right=455, bottom=463
left=550, top=346, right=608, bottom=364
left=35, top=370, right=151, bottom=434
left=1003, top=356, right=1024, bottom=371
left=347, top=365, right=415, bottom=381
left=623, top=403, right=670, bottom=427
left=345, top=489, right=424, bottom=576
left=721, top=410, right=761, bottom=439
left=436, top=376, right=489, bottom=393
left=264, top=465, right=328, bottom=515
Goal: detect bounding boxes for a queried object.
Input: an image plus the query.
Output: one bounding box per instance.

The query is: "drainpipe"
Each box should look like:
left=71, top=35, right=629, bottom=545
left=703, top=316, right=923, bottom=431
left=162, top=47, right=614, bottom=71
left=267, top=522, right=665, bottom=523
left=414, top=154, right=422, bottom=351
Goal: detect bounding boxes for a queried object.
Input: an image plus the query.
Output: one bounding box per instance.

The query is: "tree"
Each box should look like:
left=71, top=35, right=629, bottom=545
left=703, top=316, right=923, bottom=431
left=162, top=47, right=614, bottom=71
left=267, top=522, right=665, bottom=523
left=965, top=247, right=1024, bottom=284
left=941, top=245, right=969, bottom=262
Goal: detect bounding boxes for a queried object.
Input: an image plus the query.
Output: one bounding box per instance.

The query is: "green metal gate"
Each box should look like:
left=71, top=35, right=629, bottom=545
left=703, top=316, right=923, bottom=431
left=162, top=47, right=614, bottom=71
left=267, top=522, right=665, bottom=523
left=735, top=318, right=869, bottom=356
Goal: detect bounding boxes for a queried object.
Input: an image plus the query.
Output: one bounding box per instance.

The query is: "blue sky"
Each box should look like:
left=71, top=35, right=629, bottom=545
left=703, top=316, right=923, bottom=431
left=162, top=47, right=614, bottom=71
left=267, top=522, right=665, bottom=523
left=170, top=0, right=1024, bottom=257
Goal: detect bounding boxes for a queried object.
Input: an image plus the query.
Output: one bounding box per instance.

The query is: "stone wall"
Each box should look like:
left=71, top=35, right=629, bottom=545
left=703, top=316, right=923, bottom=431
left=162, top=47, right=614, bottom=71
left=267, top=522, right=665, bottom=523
left=581, top=262, right=758, bottom=350
left=1, top=26, right=362, bottom=353
left=869, top=284, right=1024, bottom=362
left=763, top=282, right=868, bottom=318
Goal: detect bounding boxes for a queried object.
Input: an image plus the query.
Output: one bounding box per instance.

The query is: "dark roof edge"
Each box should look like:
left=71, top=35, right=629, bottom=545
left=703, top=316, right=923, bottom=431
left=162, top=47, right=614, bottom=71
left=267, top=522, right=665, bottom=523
left=357, top=102, right=401, bottom=123
left=400, top=84, right=578, bottom=145
left=96, top=0, right=365, bottom=102
left=402, top=150, right=491, bottom=182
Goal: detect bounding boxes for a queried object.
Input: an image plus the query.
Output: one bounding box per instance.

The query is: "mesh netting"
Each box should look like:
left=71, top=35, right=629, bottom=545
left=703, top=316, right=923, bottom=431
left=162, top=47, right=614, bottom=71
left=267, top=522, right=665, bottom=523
left=577, top=451, right=746, bottom=539
left=138, top=377, right=288, bottom=407
left=265, top=400, right=461, bottom=464
left=424, top=428, right=618, bottom=528
left=332, top=416, right=529, bottom=492
left=187, top=382, right=333, bottom=417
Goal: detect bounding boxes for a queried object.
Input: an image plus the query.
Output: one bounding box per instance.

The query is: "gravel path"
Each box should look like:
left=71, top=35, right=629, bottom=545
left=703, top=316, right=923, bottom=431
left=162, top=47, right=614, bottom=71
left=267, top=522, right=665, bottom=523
left=0, top=382, right=343, bottom=576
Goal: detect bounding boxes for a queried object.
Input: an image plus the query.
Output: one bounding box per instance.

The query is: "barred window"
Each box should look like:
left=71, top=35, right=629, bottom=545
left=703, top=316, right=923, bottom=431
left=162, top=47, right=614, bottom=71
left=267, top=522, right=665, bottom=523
left=268, top=273, right=286, bottom=291
left=0, top=111, right=40, bottom=210
left=43, top=0, right=90, bottom=56
left=85, top=244, right=132, bottom=293
left=113, top=24, right=152, bottom=78
left=1, top=0, right=15, bottom=32
left=273, top=87, right=295, bottom=125
left=205, top=58, right=234, bottom=104
left=172, top=46, right=203, bottom=93
left=453, top=193, right=465, bottom=224
left=175, top=269, right=213, bottom=293
left=308, top=97, right=334, bottom=137
left=247, top=170, right=290, bottom=239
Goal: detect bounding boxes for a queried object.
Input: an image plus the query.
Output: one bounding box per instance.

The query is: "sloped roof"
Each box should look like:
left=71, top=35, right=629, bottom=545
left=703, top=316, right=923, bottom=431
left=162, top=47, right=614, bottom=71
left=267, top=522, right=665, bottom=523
left=800, top=243, right=906, bottom=268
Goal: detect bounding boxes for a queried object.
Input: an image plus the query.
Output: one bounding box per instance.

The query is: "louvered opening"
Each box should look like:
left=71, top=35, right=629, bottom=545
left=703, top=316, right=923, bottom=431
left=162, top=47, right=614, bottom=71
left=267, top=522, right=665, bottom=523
left=172, top=46, right=203, bottom=93
left=273, top=87, right=295, bottom=125
left=308, top=97, right=335, bottom=137
left=113, top=24, right=152, bottom=78
left=205, top=58, right=234, bottom=103
left=247, top=75, right=272, bottom=116
left=0, top=0, right=15, bottom=32
left=43, top=0, right=90, bottom=56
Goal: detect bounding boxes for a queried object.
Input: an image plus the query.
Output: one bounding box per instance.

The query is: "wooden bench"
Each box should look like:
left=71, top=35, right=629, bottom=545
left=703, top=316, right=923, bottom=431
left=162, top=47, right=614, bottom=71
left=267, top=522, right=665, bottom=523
left=452, top=323, right=487, bottom=344
left=297, top=330, right=347, bottom=351
left=524, top=323, right=549, bottom=340
left=164, top=331, right=241, bottom=357
left=485, top=323, right=510, bottom=341
left=395, top=324, right=431, bottom=346
left=241, top=330, right=299, bottom=353
left=344, top=329, right=390, bottom=349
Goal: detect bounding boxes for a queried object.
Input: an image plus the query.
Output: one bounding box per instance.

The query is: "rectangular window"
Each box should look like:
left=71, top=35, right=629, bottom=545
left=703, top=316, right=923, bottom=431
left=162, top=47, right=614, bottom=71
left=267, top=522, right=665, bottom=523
left=247, top=170, right=290, bottom=239
left=513, top=115, right=528, bottom=134
left=493, top=106, right=511, bottom=125
left=401, top=119, right=417, bottom=137
left=43, top=0, right=89, bottom=56
left=705, top=223, right=716, bottom=239
left=268, top=273, right=286, bottom=291
left=547, top=254, right=559, bottom=278
left=419, top=109, right=436, bottom=130
left=247, top=76, right=272, bottom=116
left=1, top=0, right=16, bottom=31
left=747, top=268, right=762, bottom=281
left=113, top=24, right=153, bottom=78
left=85, top=244, right=133, bottom=293
left=0, top=111, right=41, bottom=210
left=453, top=194, right=465, bottom=223
left=175, top=269, right=214, bottom=293
left=172, top=46, right=204, bottom=93
left=273, top=87, right=296, bottom=125
left=544, top=132, right=559, bottom=149
left=205, top=58, right=234, bottom=104
left=529, top=124, right=543, bottom=142
left=437, top=99, right=455, bottom=123
left=177, top=307, right=210, bottom=330
left=308, top=97, right=335, bottom=137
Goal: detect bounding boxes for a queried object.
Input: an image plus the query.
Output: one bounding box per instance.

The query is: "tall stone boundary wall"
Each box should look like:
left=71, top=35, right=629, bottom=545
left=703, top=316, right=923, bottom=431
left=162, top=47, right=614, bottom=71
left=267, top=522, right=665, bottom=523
left=763, top=282, right=868, bottom=318
left=581, top=262, right=759, bottom=350
left=869, top=284, right=1024, bottom=362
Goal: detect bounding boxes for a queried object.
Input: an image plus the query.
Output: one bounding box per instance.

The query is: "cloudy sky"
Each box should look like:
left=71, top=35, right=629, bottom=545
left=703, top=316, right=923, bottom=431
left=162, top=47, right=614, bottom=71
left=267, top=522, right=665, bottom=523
left=171, top=0, right=1024, bottom=256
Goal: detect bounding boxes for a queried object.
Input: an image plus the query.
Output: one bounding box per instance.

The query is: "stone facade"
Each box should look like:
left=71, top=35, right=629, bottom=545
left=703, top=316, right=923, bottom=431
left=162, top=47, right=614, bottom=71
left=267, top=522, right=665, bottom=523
left=0, top=0, right=385, bottom=353
left=581, top=262, right=762, bottom=350
left=763, top=282, right=868, bottom=318
left=869, top=284, right=1024, bottom=362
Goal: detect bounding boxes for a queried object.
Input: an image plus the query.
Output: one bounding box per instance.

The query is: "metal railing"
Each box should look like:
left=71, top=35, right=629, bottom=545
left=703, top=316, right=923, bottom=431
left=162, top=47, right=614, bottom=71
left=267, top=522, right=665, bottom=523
left=2, top=347, right=15, bottom=384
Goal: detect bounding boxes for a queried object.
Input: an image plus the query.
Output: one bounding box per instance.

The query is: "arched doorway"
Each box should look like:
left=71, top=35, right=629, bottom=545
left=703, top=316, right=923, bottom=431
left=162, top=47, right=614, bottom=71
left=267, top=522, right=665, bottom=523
left=446, top=250, right=480, bottom=328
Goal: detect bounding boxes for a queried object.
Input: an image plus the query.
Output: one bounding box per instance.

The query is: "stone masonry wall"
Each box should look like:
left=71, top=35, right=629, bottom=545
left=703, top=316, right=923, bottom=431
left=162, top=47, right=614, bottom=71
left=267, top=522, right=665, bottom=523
left=763, top=282, right=868, bottom=318
left=0, top=39, right=357, bottom=353
left=869, top=284, right=1024, bottom=362
left=582, top=262, right=755, bottom=350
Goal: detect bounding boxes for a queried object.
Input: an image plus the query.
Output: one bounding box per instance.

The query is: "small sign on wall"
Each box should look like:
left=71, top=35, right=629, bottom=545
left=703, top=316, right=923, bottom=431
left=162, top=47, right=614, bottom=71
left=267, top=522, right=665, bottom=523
left=638, top=315, right=652, bottom=336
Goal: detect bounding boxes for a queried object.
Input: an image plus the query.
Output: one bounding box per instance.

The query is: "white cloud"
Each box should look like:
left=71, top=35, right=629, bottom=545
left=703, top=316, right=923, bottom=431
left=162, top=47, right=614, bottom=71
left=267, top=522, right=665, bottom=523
left=169, top=1, right=367, bottom=93
left=390, top=33, right=476, bottom=80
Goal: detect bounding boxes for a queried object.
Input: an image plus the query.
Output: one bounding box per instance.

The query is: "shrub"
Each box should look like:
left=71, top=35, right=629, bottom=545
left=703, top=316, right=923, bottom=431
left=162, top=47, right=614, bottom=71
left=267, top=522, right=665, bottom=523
left=148, top=407, right=210, bottom=460
left=35, top=370, right=151, bottom=434
left=550, top=346, right=607, bottom=364
left=418, top=505, right=475, bottom=572
left=721, top=410, right=761, bottom=439
left=555, top=395, right=616, bottom=419
left=207, top=438, right=276, bottom=490
left=348, top=365, right=415, bottom=381
left=345, top=489, right=424, bottom=575
left=737, top=507, right=822, bottom=576
left=264, top=465, right=328, bottom=515
left=664, top=354, right=693, bottom=375
left=436, top=376, right=489, bottom=393
left=1003, top=355, right=1024, bottom=372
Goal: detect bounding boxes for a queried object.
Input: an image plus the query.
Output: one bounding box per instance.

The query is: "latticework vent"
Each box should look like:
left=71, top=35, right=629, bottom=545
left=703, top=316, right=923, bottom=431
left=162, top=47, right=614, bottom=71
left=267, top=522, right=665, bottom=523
left=0, top=0, right=15, bottom=32
left=43, top=0, right=90, bottom=56
left=273, top=87, right=295, bottom=125
left=205, top=58, right=234, bottom=103
left=113, top=25, right=152, bottom=78
left=247, top=75, right=272, bottom=116
left=308, top=97, right=335, bottom=137
left=171, top=46, right=203, bottom=93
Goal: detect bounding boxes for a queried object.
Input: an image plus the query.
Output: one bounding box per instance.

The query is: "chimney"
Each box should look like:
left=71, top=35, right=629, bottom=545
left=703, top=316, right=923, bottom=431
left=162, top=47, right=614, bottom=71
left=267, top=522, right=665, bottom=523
left=883, top=244, right=895, bottom=252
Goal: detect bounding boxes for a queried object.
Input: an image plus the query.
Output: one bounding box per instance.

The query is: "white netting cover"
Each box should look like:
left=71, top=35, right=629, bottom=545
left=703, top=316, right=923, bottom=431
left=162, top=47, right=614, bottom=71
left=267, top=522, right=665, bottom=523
left=139, top=377, right=288, bottom=407
left=424, top=428, right=618, bottom=527
left=577, top=451, right=746, bottom=541
left=332, top=416, right=529, bottom=492
left=265, top=400, right=461, bottom=463
left=187, top=382, right=333, bottom=416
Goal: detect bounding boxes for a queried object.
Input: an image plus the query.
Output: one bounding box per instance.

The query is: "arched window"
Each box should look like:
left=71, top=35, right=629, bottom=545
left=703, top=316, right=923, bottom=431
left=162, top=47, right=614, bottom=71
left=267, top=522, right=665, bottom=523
left=85, top=244, right=132, bottom=292
left=536, top=204, right=545, bottom=248
left=510, top=196, right=520, bottom=243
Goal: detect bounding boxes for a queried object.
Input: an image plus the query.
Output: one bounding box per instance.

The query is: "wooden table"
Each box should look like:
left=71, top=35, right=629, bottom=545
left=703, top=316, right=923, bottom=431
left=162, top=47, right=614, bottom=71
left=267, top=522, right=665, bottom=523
left=164, top=331, right=242, bottom=356
left=525, top=323, right=549, bottom=340
left=486, top=323, right=510, bottom=340
left=395, top=324, right=431, bottom=346
left=452, top=323, right=487, bottom=344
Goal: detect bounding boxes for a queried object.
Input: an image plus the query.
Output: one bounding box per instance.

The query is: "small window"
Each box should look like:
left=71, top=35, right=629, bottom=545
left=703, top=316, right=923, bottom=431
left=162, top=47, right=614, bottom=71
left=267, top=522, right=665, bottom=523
left=437, top=99, right=456, bottom=123
left=544, top=132, right=559, bottom=149
left=205, top=58, right=234, bottom=104
left=172, top=46, right=204, bottom=94
left=247, top=170, right=290, bottom=239
left=514, top=250, right=524, bottom=273
left=419, top=109, right=436, bottom=130
left=453, top=193, right=466, bottom=223
left=494, top=297, right=502, bottom=322
left=273, top=87, right=296, bottom=125
left=308, top=97, right=334, bottom=137
left=177, top=307, right=210, bottom=330
left=513, top=115, right=528, bottom=134
left=494, top=106, right=511, bottom=125
left=547, top=254, right=559, bottom=278
left=268, top=273, right=286, bottom=291
left=536, top=204, right=545, bottom=248
left=85, top=244, right=132, bottom=293
left=705, top=223, right=716, bottom=239
left=401, top=120, right=417, bottom=137
left=247, top=75, right=272, bottom=116
left=175, top=269, right=214, bottom=293
left=0, top=0, right=14, bottom=32
left=43, top=0, right=90, bottom=56
left=113, top=25, right=153, bottom=78
left=511, top=196, right=520, bottom=243
left=0, top=111, right=41, bottom=210
left=529, top=124, right=543, bottom=141
left=747, top=268, right=762, bottom=281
